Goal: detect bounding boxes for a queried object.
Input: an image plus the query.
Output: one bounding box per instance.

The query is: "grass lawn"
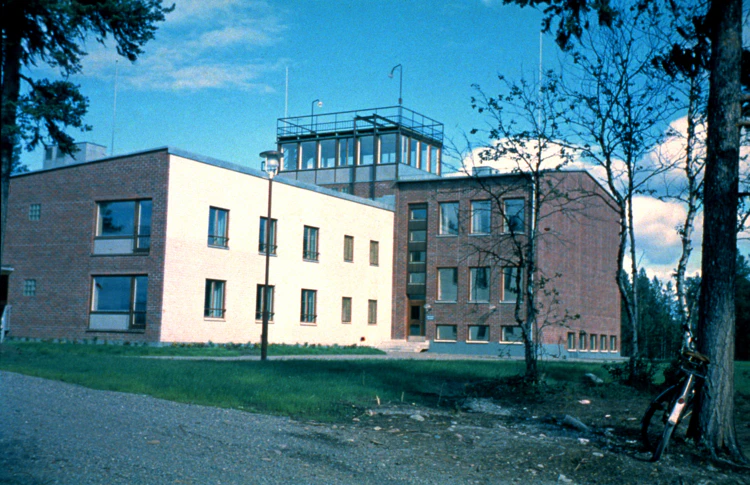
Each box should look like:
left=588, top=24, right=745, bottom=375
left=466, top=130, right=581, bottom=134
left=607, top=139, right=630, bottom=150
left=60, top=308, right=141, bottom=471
left=1, top=342, right=748, bottom=422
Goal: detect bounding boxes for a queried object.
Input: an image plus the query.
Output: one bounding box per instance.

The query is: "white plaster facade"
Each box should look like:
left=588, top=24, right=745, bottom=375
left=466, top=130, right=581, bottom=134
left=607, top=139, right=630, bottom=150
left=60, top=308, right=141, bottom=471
left=159, top=154, right=394, bottom=345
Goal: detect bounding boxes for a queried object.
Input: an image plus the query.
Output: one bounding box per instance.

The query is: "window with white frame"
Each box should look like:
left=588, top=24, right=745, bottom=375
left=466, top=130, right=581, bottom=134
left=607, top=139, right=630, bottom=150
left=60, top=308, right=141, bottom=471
left=439, top=202, right=459, bottom=236
left=204, top=280, right=226, bottom=319
left=600, top=335, right=607, bottom=351
left=470, top=267, right=490, bottom=302
left=303, top=226, right=319, bottom=261
left=438, top=268, right=458, bottom=302
left=301, top=289, right=317, bottom=323
left=255, top=285, right=274, bottom=321
left=90, top=275, right=148, bottom=330
left=504, top=198, right=525, bottom=233
left=471, top=200, right=491, bottom=234
left=436, top=325, right=457, bottom=341
left=567, top=332, right=576, bottom=350
left=579, top=332, right=587, bottom=350
left=590, top=334, right=598, bottom=351
left=469, top=325, right=490, bottom=342
left=281, top=143, right=298, bottom=171
left=95, top=199, right=152, bottom=254
left=501, top=267, right=520, bottom=303
left=208, top=207, right=229, bottom=247
left=501, top=326, right=524, bottom=343
left=610, top=336, right=618, bottom=352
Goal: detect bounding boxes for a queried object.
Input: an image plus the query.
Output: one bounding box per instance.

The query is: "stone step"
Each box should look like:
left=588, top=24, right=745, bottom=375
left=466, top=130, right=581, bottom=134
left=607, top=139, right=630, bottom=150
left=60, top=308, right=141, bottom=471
left=376, top=340, right=430, bottom=353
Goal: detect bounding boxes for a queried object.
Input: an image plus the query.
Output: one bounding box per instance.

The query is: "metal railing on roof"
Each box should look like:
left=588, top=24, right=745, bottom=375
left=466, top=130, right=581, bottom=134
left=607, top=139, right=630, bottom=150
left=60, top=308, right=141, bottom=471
left=277, top=106, right=444, bottom=145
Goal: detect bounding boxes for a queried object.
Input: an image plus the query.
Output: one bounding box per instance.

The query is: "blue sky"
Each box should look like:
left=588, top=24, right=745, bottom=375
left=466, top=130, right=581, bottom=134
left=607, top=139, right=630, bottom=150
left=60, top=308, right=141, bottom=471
left=21, top=0, right=555, bottom=172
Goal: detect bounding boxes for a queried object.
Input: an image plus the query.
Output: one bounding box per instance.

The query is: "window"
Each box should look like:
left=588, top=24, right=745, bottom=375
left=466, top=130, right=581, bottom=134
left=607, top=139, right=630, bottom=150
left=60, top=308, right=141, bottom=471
left=320, top=139, right=336, bottom=168
left=29, top=204, right=41, bottom=221
left=342, top=297, right=352, bottom=323
left=420, top=143, right=430, bottom=171
left=409, top=251, right=426, bottom=263
left=369, top=240, right=379, bottom=266
left=90, top=275, right=148, bottom=330
left=438, top=268, right=458, bottom=302
left=431, top=148, right=441, bottom=174
left=204, top=280, right=226, bottom=319
left=439, top=202, right=459, bottom=235
left=23, top=279, right=37, bottom=296
left=409, top=272, right=426, bottom=284
left=502, top=267, right=520, bottom=303
left=501, top=326, right=523, bottom=343
left=590, top=334, right=598, bottom=351
left=410, top=206, right=427, bottom=220
left=469, top=325, right=490, bottom=342
left=380, top=134, right=398, bottom=164
left=343, top=235, right=354, bottom=262
left=579, top=332, right=587, bottom=350
left=208, top=207, right=229, bottom=247
left=409, top=230, right=426, bottom=242
left=409, top=139, right=419, bottom=167
left=504, top=198, right=525, bottom=233
left=95, top=199, right=152, bottom=254
left=470, top=267, right=490, bottom=302
left=601, top=335, right=607, bottom=351
left=300, top=141, right=317, bottom=170
left=303, top=226, right=319, bottom=261
left=610, top=336, right=618, bottom=352
left=567, top=332, right=576, bottom=350
left=259, top=217, right=277, bottom=255
left=436, top=325, right=457, bottom=341
left=255, top=285, right=274, bottom=321
left=301, top=289, right=317, bottom=323
left=359, top=136, right=374, bottom=165
left=338, top=138, right=354, bottom=166
left=368, top=300, right=378, bottom=324
left=281, top=143, right=298, bottom=171
left=471, top=200, right=491, bottom=234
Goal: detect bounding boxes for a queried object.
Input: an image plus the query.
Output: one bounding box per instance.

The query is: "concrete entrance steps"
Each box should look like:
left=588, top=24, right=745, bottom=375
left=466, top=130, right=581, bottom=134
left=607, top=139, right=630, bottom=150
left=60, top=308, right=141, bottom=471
left=376, top=339, right=430, bottom=353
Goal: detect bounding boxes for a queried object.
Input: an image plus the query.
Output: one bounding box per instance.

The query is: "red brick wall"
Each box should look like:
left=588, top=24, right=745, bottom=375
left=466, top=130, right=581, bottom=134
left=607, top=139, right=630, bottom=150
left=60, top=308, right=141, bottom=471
left=391, top=172, right=620, bottom=349
left=4, top=150, right=170, bottom=342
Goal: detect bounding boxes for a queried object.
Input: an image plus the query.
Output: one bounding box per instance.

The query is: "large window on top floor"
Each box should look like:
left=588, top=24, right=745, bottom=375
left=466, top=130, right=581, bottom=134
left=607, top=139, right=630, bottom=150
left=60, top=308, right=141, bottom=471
left=504, top=198, right=525, bottom=233
left=281, top=143, right=298, bottom=171
left=338, top=138, right=354, bottom=166
left=379, top=134, right=397, bottom=164
left=94, top=199, right=152, bottom=255
left=320, top=139, right=336, bottom=168
left=89, top=275, right=148, bottom=331
left=300, top=141, right=317, bottom=170
left=359, top=136, right=374, bottom=165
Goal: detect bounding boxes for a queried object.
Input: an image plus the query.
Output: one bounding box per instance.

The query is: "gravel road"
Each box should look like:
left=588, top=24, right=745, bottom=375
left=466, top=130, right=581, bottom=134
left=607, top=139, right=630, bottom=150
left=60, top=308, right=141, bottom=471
left=0, top=371, right=558, bottom=485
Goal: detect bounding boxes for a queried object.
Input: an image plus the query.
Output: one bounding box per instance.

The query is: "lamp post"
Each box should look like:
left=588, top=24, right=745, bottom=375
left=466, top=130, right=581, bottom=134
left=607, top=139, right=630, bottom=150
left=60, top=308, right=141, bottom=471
left=389, top=64, right=403, bottom=106
left=311, top=98, right=322, bottom=131
left=260, top=150, right=280, bottom=361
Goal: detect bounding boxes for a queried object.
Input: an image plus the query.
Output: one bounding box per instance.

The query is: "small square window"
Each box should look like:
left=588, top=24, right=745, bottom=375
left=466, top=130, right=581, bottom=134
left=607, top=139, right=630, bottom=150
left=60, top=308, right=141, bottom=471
left=29, top=204, right=41, bottom=221
left=436, top=325, right=458, bottom=341
left=23, top=279, right=37, bottom=296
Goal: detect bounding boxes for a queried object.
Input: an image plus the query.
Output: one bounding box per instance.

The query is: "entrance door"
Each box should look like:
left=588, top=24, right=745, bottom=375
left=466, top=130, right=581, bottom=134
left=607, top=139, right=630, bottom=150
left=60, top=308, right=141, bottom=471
left=408, top=300, right=425, bottom=337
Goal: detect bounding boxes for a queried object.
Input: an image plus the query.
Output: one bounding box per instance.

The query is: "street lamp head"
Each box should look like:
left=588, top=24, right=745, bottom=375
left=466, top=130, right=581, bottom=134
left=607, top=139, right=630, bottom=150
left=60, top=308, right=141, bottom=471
left=317, top=100, right=323, bottom=108
left=260, top=150, right=281, bottom=178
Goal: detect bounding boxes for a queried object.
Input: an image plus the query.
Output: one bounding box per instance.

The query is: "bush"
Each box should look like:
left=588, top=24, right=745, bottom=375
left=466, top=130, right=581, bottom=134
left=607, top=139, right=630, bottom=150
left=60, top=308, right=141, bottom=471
left=603, top=358, right=657, bottom=389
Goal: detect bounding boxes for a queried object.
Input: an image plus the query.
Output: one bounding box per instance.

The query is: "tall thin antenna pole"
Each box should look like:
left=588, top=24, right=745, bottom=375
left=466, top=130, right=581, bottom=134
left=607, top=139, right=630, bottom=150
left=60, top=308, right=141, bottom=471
left=284, top=67, right=289, bottom=118
left=537, top=32, right=543, bottom=126
left=111, top=59, right=119, bottom=156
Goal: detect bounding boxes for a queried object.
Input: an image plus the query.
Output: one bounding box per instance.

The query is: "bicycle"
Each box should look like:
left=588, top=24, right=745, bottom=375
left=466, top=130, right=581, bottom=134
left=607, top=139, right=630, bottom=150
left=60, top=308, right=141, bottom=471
left=640, top=322, right=709, bottom=461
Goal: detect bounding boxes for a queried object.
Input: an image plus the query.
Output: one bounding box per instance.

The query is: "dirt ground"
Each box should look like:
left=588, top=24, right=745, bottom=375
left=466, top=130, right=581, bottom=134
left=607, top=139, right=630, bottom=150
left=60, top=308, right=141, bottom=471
left=337, top=379, right=750, bottom=485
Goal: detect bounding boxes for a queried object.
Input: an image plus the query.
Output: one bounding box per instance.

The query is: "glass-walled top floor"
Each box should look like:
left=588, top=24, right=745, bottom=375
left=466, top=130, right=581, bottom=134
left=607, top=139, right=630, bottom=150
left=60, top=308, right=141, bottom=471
left=279, top=133, right=441, bottom=175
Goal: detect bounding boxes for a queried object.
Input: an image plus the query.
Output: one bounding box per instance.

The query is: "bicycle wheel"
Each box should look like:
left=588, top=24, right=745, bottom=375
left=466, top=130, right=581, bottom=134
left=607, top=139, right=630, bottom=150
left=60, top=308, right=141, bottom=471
left=640, top=384, right=694, bottom=460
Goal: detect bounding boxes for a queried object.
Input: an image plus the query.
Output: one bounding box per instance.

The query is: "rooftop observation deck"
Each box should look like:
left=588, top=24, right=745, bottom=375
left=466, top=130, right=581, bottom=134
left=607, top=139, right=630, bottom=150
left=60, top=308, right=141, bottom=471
left=277, top=106, right=444, bottom=146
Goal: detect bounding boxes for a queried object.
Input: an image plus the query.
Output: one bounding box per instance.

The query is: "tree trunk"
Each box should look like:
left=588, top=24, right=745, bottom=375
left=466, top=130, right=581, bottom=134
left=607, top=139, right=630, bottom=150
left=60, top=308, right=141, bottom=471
left=695, top=0, right=745, bottom=461
left=1, top=27, right=23, bottom=271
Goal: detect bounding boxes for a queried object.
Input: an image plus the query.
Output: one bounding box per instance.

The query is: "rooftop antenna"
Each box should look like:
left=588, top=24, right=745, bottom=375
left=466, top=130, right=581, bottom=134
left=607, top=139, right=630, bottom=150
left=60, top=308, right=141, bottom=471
left=284, top=66, right=289, bottom=118
left=111, top=59, right=119, bottom=156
